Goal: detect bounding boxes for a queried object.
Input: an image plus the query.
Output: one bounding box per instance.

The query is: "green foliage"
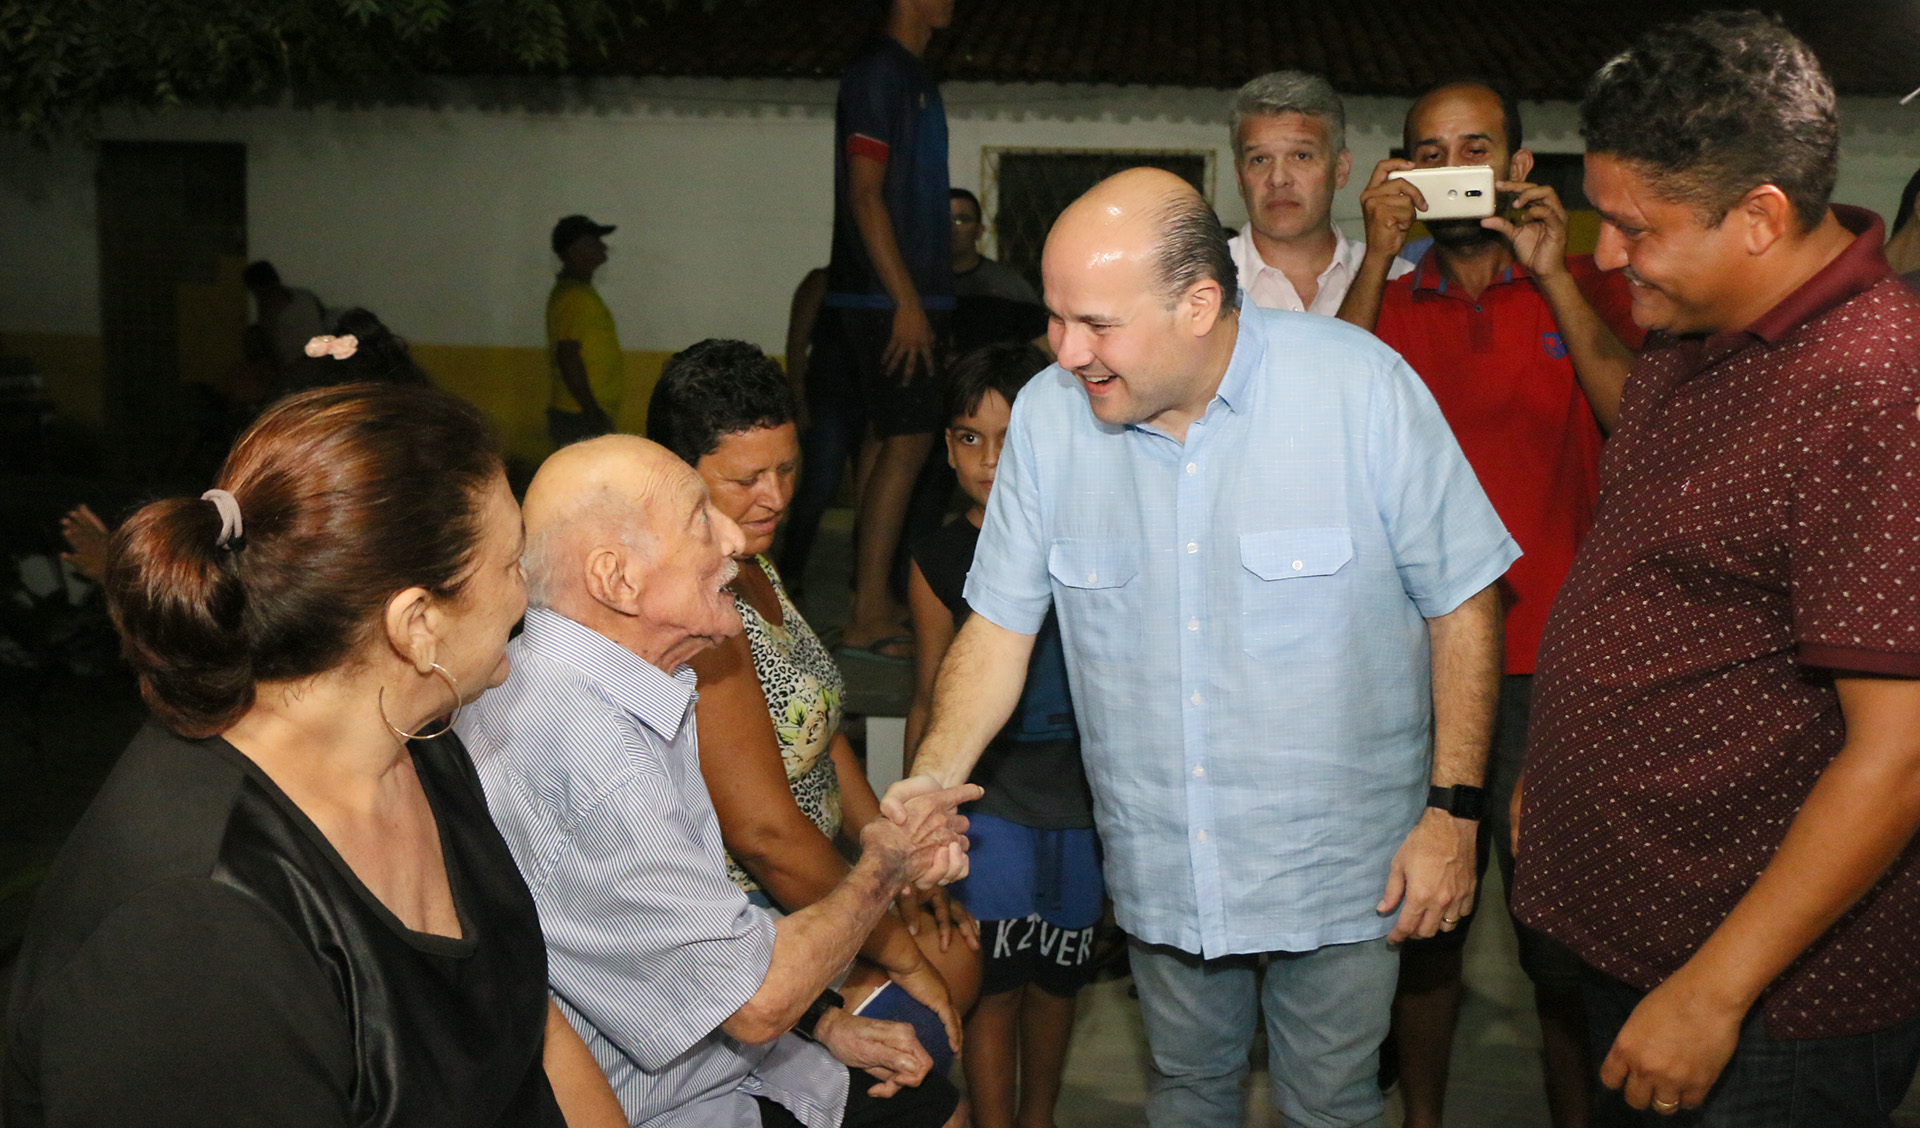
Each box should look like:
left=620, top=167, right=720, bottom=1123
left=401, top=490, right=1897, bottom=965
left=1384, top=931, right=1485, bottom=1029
left=0, top=0, right=646, bottom=140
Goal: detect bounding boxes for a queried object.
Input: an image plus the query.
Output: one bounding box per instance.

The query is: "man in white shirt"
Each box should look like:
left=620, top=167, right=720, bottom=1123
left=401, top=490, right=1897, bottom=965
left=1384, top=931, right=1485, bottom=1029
left=1227, top=71, right=1409, bottom=315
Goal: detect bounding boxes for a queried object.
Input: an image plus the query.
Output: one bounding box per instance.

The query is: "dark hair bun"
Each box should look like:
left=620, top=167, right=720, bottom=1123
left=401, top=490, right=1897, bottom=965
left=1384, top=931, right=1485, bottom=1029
left=107, top=499, right=254, bottom=737
left=107, top=384, right=502, bottom=738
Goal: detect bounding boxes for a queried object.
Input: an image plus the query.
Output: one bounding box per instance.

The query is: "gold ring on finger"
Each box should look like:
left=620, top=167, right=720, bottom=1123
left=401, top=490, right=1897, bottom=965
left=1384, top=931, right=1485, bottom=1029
left=1652, top=1097, right=1679, bottom=1113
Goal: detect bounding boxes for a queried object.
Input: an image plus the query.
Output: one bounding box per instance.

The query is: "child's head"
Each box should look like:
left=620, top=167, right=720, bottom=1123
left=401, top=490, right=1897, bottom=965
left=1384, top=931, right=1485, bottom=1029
left=945, top=342, right=1050, bottom=510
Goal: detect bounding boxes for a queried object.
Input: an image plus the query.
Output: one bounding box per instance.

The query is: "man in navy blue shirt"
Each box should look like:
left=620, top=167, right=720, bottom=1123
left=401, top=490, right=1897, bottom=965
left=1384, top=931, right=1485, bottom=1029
left=828, top=0, right=956, bottom=661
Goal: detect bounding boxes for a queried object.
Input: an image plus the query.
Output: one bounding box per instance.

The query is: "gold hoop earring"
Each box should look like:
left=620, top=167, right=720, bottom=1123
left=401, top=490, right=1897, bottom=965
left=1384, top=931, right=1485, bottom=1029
left=377, top=662, right=465, bottom=742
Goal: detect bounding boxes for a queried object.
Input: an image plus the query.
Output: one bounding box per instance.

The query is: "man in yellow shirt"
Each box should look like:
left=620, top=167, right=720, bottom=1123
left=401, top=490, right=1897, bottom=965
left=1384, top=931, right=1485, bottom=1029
left=547, top=215, right=624, bottom=445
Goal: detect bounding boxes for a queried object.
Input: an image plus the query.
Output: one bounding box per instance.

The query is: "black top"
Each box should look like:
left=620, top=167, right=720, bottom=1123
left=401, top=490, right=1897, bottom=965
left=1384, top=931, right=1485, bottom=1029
left=828, top=34, right=952, bottom=306
left=3, top=721, right=565, bottom=1128
left=952, top=294, right=1050, bottom=354
left=912, top=518, right=1093, bottom=829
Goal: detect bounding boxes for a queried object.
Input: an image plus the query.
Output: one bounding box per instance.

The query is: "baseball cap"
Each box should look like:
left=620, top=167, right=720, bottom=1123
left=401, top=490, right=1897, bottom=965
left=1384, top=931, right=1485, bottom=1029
left=551, top=215, right=616, bottom=256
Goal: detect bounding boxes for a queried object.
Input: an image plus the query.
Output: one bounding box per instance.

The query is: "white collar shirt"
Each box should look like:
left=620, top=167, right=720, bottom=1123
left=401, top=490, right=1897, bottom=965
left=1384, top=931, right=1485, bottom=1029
left=1228, top=222, right=1412, bottom=317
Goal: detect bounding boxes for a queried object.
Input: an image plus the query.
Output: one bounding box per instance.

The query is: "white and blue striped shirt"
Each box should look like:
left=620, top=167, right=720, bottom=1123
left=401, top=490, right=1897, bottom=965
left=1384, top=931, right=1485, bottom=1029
left=459, top=608, right=848, bottom=1128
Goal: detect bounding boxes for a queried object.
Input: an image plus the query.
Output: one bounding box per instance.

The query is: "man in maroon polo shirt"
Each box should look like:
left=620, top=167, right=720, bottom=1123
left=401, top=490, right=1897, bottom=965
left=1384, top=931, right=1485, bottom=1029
left=1342, top=78, right=1641, bottom=1128
left=1512, top=12, right=1920, bottom=1124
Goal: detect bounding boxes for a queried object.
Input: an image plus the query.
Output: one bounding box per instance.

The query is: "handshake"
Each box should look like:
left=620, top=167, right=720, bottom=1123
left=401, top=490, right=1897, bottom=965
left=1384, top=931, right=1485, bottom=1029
left=866, top=775, right=984, bottom=895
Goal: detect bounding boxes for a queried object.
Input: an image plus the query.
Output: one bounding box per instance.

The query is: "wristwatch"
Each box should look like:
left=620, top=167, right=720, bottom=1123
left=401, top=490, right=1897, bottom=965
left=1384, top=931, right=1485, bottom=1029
left=1427, top=784, right=1488, bottom=821
left=794, top=988, right=845, bottom=1041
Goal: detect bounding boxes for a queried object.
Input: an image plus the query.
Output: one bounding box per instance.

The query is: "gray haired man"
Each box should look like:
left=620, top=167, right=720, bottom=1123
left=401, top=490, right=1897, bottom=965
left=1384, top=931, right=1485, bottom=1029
left=1227, top=70, right=1407, bottom=315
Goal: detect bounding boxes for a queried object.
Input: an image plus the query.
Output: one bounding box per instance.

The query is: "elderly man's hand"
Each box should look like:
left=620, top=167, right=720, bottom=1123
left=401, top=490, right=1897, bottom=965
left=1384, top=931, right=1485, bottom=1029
left=1378, top=809, right=1479, bottom=943
left=1484, top=180, right=1571, bottom=279
left=862, top=782, right=982, bottom=892
left=813, top=1007, right=932, bottom=1097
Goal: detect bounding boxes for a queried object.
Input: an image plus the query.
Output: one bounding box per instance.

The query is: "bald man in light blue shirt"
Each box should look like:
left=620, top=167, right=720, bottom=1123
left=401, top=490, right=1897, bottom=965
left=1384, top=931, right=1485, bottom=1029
left=886, top=169, right=1515, bottom=1128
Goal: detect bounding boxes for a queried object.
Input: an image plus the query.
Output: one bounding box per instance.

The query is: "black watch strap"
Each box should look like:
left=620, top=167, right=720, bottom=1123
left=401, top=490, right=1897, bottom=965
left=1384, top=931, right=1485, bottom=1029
left=794, top=987, right=845, bottom=1041
left=1427, top=784, right=1488, bottom=821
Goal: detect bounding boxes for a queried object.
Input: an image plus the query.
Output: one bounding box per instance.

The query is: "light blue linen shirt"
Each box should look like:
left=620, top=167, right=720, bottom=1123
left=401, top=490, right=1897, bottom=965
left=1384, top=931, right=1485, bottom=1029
left=964, top=307, right=1519, bottom=957
left=458, top=608, right=848, bottom=1128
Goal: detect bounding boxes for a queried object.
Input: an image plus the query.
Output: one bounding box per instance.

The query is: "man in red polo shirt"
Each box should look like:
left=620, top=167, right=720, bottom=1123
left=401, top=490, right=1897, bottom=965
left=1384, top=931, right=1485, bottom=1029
left=1341, top=79, right=1642, bottom=1128
left=1514, top=12, right=1920, bottom=1124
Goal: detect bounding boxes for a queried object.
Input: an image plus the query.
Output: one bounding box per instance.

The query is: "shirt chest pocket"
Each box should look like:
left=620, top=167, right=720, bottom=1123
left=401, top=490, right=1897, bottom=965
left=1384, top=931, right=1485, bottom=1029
left=1239, top=527, right=1353, bottom=658
left=1047, top=539, right=1144, bottom=660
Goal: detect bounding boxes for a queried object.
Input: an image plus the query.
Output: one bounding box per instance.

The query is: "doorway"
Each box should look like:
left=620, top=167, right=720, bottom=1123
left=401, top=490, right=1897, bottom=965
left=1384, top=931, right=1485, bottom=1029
left=95, top=141, right=246, bottom=483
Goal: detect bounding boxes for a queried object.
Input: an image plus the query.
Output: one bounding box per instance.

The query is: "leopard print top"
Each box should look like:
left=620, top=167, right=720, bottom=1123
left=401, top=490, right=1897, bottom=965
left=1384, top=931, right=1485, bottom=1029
left=725, top=555, right=845, bottom=897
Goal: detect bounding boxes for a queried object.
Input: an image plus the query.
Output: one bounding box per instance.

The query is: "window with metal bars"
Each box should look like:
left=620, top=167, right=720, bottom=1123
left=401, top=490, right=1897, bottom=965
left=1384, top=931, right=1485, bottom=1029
left=982, top=149, right=1215, bottom=295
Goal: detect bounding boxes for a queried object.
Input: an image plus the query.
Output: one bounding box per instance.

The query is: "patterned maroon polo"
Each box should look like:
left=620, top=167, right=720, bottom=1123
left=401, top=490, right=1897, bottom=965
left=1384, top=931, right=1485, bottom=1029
left=1513, top=206, right=1920, bottom=1039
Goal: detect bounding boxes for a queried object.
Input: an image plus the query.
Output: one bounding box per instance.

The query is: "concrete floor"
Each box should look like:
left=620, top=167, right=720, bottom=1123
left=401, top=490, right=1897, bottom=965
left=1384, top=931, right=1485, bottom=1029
left=1053, top=869, right=1575, bottom=1128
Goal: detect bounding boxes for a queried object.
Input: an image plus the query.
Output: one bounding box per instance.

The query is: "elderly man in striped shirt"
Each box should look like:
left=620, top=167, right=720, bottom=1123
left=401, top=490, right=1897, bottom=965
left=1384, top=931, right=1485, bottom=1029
left=459, top=435, right=975, bottom=1128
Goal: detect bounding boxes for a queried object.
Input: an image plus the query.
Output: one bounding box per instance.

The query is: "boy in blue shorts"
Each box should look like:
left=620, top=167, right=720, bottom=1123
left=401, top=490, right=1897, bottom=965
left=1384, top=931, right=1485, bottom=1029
left=905, top=341, right=1102, bottom=1128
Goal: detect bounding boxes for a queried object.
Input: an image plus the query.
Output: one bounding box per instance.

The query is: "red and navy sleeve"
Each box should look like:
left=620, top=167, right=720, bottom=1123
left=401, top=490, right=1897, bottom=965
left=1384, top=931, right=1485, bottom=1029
left=840, top=50, right=904, bottom=166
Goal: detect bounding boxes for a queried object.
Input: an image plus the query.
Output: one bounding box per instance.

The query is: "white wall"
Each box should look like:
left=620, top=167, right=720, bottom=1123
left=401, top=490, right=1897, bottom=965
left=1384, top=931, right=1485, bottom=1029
left=0, top=141, right=101, bottom=335
left=3, top=79, right=1917, bottom=354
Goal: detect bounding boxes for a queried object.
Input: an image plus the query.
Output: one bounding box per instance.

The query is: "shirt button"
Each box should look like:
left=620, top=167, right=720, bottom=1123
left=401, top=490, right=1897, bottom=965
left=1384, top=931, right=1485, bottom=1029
left=1193, top=764, right=1206, bottom=778
left=1187, top=542, right=1199, bottom=554
left=1196, top=829, right=1209, bottom=843
left=1188, top=618, right=1199, bottom=631
left=1291, top=559, right=1304, bottom=571
left=1190, top=692, right=1203, bottom=706
left=1186, top=462, right=1197, bottom=475
left=1086, top=571, right=1097, bottom=583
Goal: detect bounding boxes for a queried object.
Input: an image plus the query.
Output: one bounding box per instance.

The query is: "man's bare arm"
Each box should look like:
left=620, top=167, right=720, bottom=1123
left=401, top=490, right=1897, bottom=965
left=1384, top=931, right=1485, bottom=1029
left=1531, top=270, right=1634, bottom=434
left=1488, top=181, right=1635, bottom=433
left=784, top=268, right=829, bottom=425
left=1336, top=157, right=1421, bottom=332
left=1429, top=582, right=1503, bottom=791
left=553, top=340, right=609, bottom=424
left=1379, top=582, right=1503, bottom=942
left=1599, top=674, right=1920, bottom=1112
left=848, top=153, right=935, bottom=381
left=882, top=613, right=1037, bottom=813
left=721, top=784, right=979, bottom=1043
left=543, top=997, right=628, bottom=1127
left=1336, top=248, right=1397, bottom=334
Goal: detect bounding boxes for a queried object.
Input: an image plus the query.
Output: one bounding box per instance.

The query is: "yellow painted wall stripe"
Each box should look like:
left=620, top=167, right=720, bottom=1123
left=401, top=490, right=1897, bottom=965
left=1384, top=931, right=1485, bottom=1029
left=0, top=334, right=696, bottom=470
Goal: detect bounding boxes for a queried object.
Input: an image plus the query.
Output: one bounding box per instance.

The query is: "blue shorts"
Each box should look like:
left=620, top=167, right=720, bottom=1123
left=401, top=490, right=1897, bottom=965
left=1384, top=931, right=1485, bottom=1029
left=951, top=813, right=1104, bottom=997
left=852, top=981, right=955, bottom=1076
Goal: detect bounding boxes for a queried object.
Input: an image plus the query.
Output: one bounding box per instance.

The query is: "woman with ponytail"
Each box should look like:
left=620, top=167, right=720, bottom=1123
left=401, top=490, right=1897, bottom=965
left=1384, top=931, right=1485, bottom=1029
left=3, top=384, right=624, bottom=1128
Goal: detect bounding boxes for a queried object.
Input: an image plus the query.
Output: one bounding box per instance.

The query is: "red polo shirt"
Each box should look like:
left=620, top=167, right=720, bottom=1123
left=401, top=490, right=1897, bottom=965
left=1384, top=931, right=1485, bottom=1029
left=1375, top=253, right=1641, bottom=673
left=1515, top=207, right=1920, bottom=1039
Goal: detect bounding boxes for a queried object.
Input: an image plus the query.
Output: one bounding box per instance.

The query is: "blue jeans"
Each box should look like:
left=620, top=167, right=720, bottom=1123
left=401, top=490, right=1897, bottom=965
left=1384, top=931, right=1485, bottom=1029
left=1584, top=967, right=1920, bottom=1126
left=1128, top=936, right=1396, bottom=1128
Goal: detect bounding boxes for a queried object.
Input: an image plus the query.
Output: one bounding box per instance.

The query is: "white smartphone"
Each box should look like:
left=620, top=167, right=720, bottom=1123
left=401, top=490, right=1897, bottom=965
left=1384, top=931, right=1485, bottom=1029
left=1386, top=166, right=1497, bottom=221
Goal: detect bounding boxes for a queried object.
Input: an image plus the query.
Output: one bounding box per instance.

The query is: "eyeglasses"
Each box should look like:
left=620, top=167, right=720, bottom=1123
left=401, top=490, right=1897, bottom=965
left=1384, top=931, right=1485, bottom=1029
left=951, top=215, right=982, bottom=226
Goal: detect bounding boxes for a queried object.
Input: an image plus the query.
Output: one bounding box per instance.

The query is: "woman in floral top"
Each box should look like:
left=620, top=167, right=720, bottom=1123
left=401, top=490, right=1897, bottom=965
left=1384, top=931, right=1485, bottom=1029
left=647, top=339, right=980, bottom=1064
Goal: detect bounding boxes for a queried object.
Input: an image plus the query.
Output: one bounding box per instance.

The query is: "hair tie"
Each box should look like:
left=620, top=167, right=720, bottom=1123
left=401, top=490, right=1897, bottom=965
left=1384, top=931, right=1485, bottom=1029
left=201, top=489, right=244, bottom=549
left=304, top=334, right=359, bottom=360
